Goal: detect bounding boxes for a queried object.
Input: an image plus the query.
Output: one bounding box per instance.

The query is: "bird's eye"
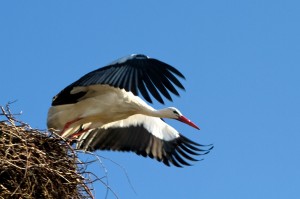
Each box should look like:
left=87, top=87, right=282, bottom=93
left=173, top=110, right=179, bottom=115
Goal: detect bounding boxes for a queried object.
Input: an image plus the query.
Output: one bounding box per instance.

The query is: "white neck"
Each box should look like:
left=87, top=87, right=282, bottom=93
left=140, top=107, right=171, bottom=118
left=130, top=93, right=172, bottom=118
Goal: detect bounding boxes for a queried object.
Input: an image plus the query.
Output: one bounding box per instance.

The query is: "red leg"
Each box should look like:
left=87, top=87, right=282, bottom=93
left=70, top=128, right=90, bottom=139
left=61, top=118, right=82, bottom=135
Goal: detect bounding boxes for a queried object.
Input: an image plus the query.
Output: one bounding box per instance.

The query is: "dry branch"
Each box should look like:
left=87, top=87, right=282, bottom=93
left=0, top=105, right=95, bottom=199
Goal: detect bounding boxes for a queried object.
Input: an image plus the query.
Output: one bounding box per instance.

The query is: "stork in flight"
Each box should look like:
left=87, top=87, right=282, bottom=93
left=47, top=54, right=212, bottom=167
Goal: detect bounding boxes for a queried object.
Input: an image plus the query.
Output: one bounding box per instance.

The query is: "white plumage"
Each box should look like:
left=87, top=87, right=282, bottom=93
left=47, top=54, right=212, bottom=167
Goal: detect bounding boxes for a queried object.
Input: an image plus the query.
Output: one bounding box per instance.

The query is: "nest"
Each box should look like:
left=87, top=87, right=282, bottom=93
left=0, top=105, right=94, bottom=199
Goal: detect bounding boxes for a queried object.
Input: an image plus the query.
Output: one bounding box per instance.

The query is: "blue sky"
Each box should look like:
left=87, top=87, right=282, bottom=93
left=1, top=1, right=300, bottom=198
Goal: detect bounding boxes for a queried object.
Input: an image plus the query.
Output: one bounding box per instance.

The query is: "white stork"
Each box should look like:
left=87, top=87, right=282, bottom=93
left=47, top=54, right=212, bottom=167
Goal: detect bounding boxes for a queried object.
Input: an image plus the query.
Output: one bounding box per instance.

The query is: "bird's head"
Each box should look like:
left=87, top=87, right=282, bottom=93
left=164, top=107, right=200, bottom=130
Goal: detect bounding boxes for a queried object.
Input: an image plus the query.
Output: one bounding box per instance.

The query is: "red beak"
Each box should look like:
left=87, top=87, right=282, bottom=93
left=177, top=115, right=200, bottom=130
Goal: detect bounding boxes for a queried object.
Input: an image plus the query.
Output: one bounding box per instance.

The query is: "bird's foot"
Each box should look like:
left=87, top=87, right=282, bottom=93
left=69, top=128, right=91, bottom=140
left=61, top=118, right=82, bottom=134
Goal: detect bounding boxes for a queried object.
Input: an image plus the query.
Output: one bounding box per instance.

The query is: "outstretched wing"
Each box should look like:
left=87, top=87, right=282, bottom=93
left=76, top=115, right=213, bottom=167
left=52, top=54, right=185, bottom=106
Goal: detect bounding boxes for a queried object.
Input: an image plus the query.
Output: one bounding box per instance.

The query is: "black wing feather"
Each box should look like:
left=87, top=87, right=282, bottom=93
left=76, top=125, right=212, bottom=167
left=163, top=69, right=185, bottom=90
left=142, top=72, right=165, bottom=104
left=146, top=67, right=173, bottom=102
left=151, top=66, right=181, bottom=96
left=137, top=72, right=153, bottom=104
left=52, top=54, right=185, bottom=106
